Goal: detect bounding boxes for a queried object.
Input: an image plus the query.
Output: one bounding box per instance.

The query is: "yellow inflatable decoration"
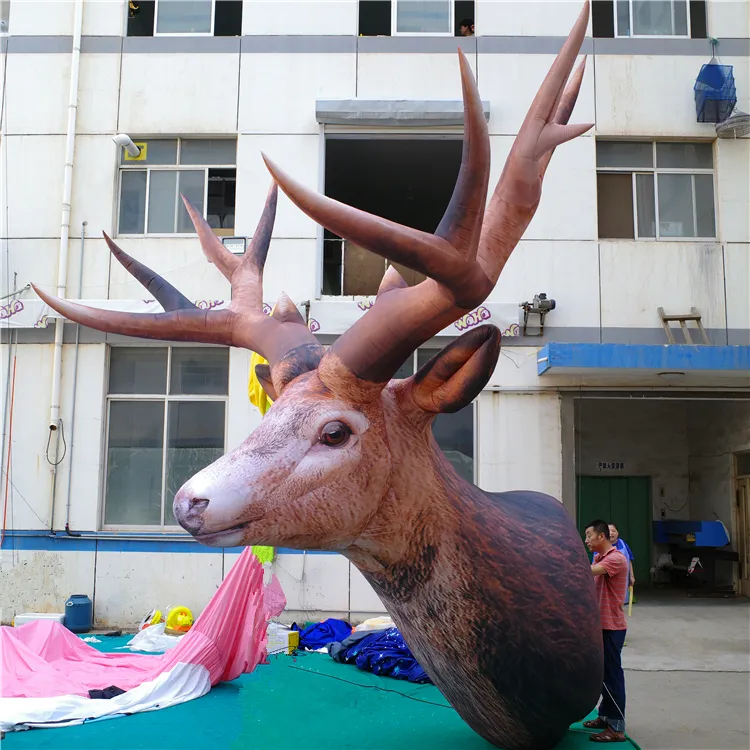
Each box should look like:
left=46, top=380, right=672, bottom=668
left=165, top=605, right=193, bottom=636
left=248, top=334, right=275, bottom=566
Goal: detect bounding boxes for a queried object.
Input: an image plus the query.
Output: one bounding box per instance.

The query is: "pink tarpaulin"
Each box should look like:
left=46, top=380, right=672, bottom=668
left=1, top=548, right=286, bottom=699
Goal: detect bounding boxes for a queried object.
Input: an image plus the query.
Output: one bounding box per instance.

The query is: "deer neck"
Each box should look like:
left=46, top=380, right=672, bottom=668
left=345, top=400, right=467, bottom=600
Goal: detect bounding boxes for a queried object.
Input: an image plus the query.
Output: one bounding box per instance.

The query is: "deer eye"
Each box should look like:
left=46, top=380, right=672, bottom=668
left=320, top=421, right=352, bottom=448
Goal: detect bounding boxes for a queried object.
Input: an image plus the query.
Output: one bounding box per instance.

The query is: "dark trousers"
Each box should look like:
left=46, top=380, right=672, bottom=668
left=598, top=629, right=627, bottom=732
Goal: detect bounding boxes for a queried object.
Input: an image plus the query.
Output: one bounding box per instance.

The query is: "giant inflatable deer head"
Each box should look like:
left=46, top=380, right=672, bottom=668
left=35, top=5, right=603, bottom=748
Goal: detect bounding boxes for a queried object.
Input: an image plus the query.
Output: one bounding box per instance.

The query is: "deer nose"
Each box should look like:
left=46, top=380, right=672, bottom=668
left=173, top=490, right=210, bottom=534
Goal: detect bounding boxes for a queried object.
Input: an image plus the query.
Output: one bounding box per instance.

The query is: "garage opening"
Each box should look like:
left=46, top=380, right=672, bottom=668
left=567, top=394, right=750, bottom=598
left=323, top=136, right=462, bottom=296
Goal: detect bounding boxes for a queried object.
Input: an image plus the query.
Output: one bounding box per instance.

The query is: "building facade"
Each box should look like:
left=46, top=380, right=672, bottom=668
left=1, top=0, right=749, bottom=626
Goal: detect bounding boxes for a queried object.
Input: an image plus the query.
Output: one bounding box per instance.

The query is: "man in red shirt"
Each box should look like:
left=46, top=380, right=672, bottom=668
left=583, top=519, right=629, bottom=743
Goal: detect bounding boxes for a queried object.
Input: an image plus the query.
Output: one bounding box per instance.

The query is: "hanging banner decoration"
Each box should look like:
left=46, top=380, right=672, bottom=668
left=7, top=297, right=521, bottom=338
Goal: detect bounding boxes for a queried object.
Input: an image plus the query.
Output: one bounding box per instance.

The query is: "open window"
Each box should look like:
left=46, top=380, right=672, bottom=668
left=127, top=0, right=243, bottom=37
left=591, top=0, right=707, bottom=38
left=358, top=0, right=475, bottom=37
left=323, top=136, right=463, bottom=296
left=596, top=140, right=716, bottom=240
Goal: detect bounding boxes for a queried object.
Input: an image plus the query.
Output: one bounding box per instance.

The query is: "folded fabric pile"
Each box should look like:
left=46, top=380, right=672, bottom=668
left=294, top=618, right=353, bottom=651
left=329, top=627, right=431, bottom=684
left=0, top=549, right=286, bottom=733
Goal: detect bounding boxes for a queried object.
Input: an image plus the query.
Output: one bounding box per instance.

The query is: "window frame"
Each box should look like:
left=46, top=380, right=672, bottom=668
left=117, top=138, right=237, bottom=238
left=153, top=0, right=216, bottom=37
left=391, top=0, right=455, bottom=36
left=614, top=0, right=691, bottom=39
left=101, top=344, right=229, bottom=532
left=596, top=140, right=717, bottom=242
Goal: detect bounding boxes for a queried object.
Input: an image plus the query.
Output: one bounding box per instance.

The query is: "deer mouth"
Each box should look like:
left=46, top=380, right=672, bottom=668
left=192, top=512, right=268, bottom=546
left=193, top=521, right=252, bottom=546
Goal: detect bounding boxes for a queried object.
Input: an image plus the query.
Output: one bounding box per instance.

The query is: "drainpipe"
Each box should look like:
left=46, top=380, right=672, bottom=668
left=49, top=0, right=83, bottom=434
left=63, top=223, right=86, bottom=538
left=48, top=0, right=83, bottom=532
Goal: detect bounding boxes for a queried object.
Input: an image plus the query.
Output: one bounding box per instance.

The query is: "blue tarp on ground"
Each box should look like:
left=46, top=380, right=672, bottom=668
left=329, top=627, right=431, bottom=684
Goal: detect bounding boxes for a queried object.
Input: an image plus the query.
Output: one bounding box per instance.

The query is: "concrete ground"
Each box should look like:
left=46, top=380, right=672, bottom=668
left=620, top=592, right=750, bottom=749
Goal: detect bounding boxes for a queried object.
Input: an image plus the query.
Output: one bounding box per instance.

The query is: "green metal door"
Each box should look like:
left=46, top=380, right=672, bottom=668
left=577, top=476, right=652, bottom=586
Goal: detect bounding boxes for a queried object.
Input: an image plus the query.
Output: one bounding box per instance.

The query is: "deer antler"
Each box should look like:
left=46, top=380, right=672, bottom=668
left=32, top=184, right=323, bottom=391
left=267, top=3, right=591, bottom=387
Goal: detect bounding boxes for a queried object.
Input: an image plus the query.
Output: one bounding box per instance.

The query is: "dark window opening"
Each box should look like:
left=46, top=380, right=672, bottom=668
left=323, top=138, right=462, bottom=295
left=592, top=1, right=615, bottom=38
left=454, top=0, right=474, bottom=36
left=127, top=0, right=156, bottom=36
left=689, top=1, right=707, bottom=39
left=207, top=169, right=236, bottom=234
left=214, top=0, right=243, bottom=36
left=359, top=0, right=391, bottom=36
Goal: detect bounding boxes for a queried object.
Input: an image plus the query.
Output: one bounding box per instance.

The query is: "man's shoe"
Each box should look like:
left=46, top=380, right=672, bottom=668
left=589, top=727, right=626, bottom=743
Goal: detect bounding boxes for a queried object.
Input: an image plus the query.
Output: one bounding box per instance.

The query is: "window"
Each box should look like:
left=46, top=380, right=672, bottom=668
left=591, top=0, right=707, bottom=38
left=127, top=0, right=243, bottom=37
left=358, top=0, right=474, bottom=36
left=104, top=346, right=229, bottom=528
left=393, top=349, right=475, bottom=483
left=324, top=137, right=462, bottom=295
left=0, top=0, right=9, bottom=33
left=596, top=141, right=716, bottom=240
left=118, top=138, right=237, bottom=236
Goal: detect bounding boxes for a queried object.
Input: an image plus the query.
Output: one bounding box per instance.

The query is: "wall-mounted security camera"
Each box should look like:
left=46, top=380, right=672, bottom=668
left=112, top=133, right=141, bottom=159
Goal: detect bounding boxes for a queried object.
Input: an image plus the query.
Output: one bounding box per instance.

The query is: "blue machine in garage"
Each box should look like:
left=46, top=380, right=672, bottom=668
left=653, top=520, right=738, bottom=595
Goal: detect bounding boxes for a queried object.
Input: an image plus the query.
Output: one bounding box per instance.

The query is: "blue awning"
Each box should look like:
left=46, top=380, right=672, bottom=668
left=537, top=343, right=750, bottom=376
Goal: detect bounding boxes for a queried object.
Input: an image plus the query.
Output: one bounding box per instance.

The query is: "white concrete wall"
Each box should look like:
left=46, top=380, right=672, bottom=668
left=576, top=400, right=691, bottom=524
left=477, top=390, right=564, bottom=499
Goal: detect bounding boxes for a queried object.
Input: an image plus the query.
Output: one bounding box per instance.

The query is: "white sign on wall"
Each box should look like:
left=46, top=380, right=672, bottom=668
left=597, top=462, right=626, bottom=472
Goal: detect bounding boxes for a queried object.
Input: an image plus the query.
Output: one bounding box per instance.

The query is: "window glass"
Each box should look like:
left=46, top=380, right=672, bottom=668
left=632, top=0, right=673, bottom=35
left=635, top=173, right=656, bottom=238
left=105, top=401, right=165, bottom=525
left=148, top=170, right=178, bottom=233
left=120, top=139, right=178, bottom=166
left=156, top=0, right=212, bottom=33
left=657, top=173, right=694, bottom=237
left=597, top=172, right=635, bottom=239
left=176, top=170, right=206, bottom=232
left=596, top=141, right=653, bottom=169
left=433, top=409, right=474, bottom=483
left=616, top=0, right=630, bottom=36
left=180, top=139, right=237, bottom=166
left=109, top=347, right=168, bottom=394
left=673, top=0, right=688, bottom=35
left=694, top=174, right=716, bottom=237
left=0, top=0, right=9, bottom=32
left=656, top=142, right=713, bottom=170
left=416, top=348, right=474, bottom=482
left=396, top=0, right=450, bottom=32
left=392, top=355, right=415, bottom=380
left=164, top=401, right=225, bottom=525
left=119, top=170, right=147, bottom=234
left=170, top=347, right=229, bottom=395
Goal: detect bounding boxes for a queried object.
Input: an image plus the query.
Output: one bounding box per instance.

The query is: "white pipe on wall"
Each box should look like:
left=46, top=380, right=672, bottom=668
left=49, top=0, right=84, bottom=431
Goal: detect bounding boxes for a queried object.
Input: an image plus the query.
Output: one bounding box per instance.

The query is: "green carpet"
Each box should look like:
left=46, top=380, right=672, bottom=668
left=4, top=636, right=639, bottom=750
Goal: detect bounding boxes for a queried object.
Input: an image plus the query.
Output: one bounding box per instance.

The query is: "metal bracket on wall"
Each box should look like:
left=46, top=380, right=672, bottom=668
left=658, top=307, right=710, bottom=345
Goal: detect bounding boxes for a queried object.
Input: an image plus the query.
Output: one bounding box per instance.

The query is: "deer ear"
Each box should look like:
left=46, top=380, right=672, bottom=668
left=255, top=364, right=278, bottom=401
left=410, top=325, right=501, bottom=414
